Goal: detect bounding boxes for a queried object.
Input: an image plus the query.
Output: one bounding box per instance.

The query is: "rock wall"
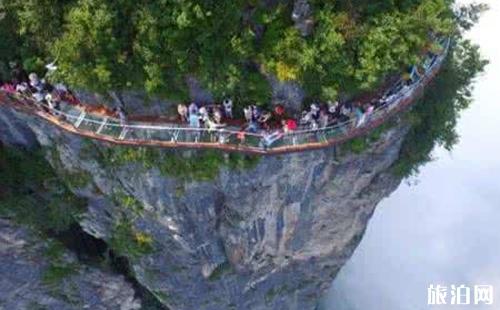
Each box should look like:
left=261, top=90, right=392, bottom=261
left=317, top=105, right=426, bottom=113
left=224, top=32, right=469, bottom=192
left=0, top=106, right=38, bottom=148
left=0, top=219, right=141, bottom=310
left=0, top=105, right=408, bottom=309
left=292, top=0, right=314, bottom=36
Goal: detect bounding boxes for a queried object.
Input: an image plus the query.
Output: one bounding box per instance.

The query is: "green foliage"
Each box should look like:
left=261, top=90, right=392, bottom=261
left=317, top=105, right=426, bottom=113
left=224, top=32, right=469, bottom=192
left=225, top=153, right=261, bottom=171
left=161, top=151, right=260, bottom=180
left=0, top=3, right=21, bottom=66
left=159, top=151, right=225, bottom=181
left=42, top=263, right=79, bottom=286
left=101, top=146, right=158, bottom=169
left=342, top=122, right=392, bottom=154
left=109, top=218, right=154, bottom=260
left=0, top=147, right=87, bottom=233
left=344, top=137, right=369, bottom=154
left=112, top=190, right=144, bottom=216
left=42, top=240, right=79, bottom=286
left=0, top=0, right=77, bottom=80
left=0, top=0, right=465, bottom=103
left=233, top=70, right=272, bottom=106
left=51, top=0, right=140, bottom=92
left=63, top=171, right=92, bottom=189
left=101, top=146, right=260, bottom=181
left=355, top=0, right=454, bottom=89
left=107, top=185, right=153, bottom=260
left=393, top=38, right=488, bottom=177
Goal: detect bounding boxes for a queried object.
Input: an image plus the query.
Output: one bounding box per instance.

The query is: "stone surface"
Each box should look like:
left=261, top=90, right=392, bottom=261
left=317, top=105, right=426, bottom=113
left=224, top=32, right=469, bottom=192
left=0, top=105, right=38, bottom=148
left=0, top=219, right=141, bottom=310
left=75, top=89, right=176, bottom=116
left=268, top=75, right=306, bottom=112
left=0, top=104, right=409, bottom=309
left=292, top=0, right=314, bottom=36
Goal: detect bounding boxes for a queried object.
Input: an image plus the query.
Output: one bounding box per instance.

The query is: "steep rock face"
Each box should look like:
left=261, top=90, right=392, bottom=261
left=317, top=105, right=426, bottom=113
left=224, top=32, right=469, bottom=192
left=0, top=106, right=38, bottom=148
left=0, top=106, right=408, bottom=309
left=268, top=75, right=306, bottom=112
left=0, top=219, right=141, bottom=310
left=75, top=79, right=307, bottom=115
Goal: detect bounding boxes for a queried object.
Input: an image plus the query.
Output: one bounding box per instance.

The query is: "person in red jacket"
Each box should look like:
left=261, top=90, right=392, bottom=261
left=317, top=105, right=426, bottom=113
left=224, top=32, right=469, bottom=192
left=282, top=119, right=297, bottom=133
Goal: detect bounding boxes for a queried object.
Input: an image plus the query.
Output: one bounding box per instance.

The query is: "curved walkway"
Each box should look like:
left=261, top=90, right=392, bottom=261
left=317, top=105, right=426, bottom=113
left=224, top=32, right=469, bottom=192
left=0, top=40, right=449, bottom=155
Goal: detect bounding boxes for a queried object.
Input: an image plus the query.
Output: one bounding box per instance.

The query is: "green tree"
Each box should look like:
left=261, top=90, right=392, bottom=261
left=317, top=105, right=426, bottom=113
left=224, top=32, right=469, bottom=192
left=355, top=0, right=454, bottom=89
left=51, top=0, right=140, bottom=92
left=0, top=0, right=476, bottom=105
left=393, top=38, right=488, bottom=177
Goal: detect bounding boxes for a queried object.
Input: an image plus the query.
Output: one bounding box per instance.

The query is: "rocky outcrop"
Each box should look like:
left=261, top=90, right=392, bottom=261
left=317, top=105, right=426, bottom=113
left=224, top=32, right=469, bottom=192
left=292, top=0, right=314, bottom=36
left=0, top=105, right=38, bottom=148
left=268, top=75, right=306, bottom=112
left=0, top=104, right=408, bottom=309
left=0, top=219, right=141, bottom=310
left=74, top=89, right=176, bottom=116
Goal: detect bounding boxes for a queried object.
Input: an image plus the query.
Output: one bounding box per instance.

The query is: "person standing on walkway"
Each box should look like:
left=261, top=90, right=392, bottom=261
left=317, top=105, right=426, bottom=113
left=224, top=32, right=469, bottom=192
left=188, top=102, right=198, bottom=117
left=116, top=106, right=128, bottom=126
left=177, top=103, right=188, bottom=122
left=223, top=98, right=233, bottom=119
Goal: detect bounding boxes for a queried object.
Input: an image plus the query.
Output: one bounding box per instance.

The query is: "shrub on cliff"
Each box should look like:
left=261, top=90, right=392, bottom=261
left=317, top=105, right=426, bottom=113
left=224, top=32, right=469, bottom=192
left=393, top=38, right=488, bottom=178
left=0, top=0, right=459, bottom=104
left=0, top=147, right=87, bottom=233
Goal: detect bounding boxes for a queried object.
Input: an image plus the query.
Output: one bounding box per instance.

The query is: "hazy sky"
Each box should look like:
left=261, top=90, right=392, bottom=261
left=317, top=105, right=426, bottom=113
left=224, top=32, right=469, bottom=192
left=320, top=1, right=500, bottom=309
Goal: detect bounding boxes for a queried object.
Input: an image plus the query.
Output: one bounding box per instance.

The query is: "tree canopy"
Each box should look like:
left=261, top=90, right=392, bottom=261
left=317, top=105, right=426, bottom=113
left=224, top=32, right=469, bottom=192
left=0, top=0, right=477, bottom=104
left=393, top=38, right=488, bottom=178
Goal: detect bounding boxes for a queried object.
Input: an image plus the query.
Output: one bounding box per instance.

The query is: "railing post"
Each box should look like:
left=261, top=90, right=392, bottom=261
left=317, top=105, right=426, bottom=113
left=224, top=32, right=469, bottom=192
left=171, top=130, right=180, bottom=142
left=74, top=111, right=86, bottom=128
left=319, top=131, right=327, bottom=143
left=332, top=145, right=340, bottom=165
left=119, top=127, right=128, bottom=140
left=218, top=132, right=227, bottom=144
left=96, top=117, right=108, bottom=134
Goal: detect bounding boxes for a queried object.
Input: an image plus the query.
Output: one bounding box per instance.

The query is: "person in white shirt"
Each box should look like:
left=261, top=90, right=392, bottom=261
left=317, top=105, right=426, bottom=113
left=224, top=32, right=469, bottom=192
left=222, top=98, right=233, bottom=119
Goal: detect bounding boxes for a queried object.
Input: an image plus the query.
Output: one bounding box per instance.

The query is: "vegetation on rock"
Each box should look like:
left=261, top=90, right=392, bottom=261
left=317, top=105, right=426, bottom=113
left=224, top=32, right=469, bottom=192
left=96, top=144, right=260, bottom=181
left=109, top=218, right=154, bottom=260
left=0, top=0, right=466, bottom=105
left=0, top=147, right=87, bottom=233
left=393, top=38, right=488, bottom=177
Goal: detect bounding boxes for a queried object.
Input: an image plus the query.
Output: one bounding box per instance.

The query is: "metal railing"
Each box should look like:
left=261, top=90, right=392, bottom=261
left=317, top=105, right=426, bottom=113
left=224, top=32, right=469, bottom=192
left=0, top=38, right=450, bottom=155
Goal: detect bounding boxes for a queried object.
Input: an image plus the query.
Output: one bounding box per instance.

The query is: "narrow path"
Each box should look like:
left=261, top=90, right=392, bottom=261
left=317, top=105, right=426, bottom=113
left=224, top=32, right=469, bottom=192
left=0, top=41, right=449, bottom=156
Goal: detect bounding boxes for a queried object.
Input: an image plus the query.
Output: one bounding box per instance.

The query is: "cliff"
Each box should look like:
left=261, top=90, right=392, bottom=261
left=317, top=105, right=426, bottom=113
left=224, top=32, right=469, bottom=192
left=0, top=104, right=408, bottom=309
left=0, top=219, right=141, bottom=310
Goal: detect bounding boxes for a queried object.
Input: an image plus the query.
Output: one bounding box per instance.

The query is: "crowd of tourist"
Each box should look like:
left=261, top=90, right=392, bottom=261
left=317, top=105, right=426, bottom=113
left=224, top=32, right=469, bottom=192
left=0, top=61, right=128, bottom=122
left=0, top=46, right=440, bottom=149
left=0, top=61, right=84, bottom=118
left=171, top=64, right=423, bottom=148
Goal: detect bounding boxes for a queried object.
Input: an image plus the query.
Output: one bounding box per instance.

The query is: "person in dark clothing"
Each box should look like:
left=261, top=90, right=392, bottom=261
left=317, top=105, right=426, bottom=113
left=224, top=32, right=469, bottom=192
left=42, top=81, right=54, bottom=93
left=115, top=106, right=128, bottom=126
